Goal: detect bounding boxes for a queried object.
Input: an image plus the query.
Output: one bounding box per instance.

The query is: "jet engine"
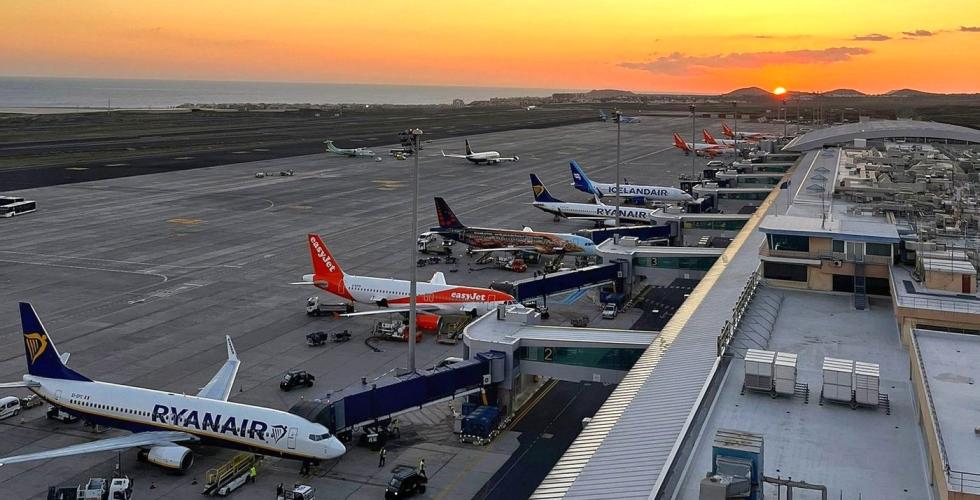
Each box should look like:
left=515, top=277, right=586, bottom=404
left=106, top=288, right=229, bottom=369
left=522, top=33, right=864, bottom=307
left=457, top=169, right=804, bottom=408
left=138, top=445, right=194, bottom=472
left=416, top=313, right=441, bottom=331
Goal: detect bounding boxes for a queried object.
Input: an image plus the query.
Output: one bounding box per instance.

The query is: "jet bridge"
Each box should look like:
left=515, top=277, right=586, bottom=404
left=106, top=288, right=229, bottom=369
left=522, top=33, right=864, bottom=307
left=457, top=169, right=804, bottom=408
left=490, top=262, right=624, bottom=302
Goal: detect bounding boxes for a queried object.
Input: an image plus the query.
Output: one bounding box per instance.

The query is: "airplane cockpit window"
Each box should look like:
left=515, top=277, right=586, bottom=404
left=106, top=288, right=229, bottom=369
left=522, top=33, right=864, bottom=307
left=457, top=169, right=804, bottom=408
left=308, top=432, right=331, bottom=441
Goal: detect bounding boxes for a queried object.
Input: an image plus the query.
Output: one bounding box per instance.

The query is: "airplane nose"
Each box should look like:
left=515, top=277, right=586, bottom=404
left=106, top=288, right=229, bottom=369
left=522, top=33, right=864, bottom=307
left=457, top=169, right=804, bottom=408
left=325, top=438, right=346, bottom=459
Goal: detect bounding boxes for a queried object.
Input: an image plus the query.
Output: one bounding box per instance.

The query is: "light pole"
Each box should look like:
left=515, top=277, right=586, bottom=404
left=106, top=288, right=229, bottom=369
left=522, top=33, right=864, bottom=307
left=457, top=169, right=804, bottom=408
left=781, top=101, right=787, bottom=138
left=408, top=127, right=422, bottom=374
left=614, top=110, right=622, bottom=240
left=689, top=104, right=696, bottom=179
left=732, top=101, right=738, bottom=156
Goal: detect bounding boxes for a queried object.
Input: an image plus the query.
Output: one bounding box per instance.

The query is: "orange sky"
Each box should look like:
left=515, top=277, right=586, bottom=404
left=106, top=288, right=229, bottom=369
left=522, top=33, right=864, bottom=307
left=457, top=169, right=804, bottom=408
left=2, top=0, right=979, bottom=93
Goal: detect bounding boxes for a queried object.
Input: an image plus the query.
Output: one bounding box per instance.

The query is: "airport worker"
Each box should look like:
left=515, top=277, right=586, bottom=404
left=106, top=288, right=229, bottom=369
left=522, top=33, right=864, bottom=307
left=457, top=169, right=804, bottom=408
left=419, top=457, right=426, bottom=477
left=249, top=464, right=257, bottom=483
left=379, top=447, right=387, bottom=467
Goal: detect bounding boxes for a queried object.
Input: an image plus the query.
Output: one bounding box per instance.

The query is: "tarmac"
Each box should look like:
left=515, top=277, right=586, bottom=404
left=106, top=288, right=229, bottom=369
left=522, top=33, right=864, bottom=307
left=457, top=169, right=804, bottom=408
left=0, top=114, right=740, bottom=498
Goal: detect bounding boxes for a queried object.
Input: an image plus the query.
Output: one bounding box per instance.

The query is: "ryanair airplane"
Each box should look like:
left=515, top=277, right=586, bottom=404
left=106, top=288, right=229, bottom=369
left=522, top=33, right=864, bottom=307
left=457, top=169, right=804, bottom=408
left=0, top=303, right=345, bottom=472
left=529, top=173, right=660, bottom=225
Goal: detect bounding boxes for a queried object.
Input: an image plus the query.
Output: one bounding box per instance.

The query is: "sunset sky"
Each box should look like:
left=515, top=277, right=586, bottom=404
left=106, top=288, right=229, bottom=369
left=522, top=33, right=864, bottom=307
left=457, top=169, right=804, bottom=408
left=3, top=0, right=980, bottom=94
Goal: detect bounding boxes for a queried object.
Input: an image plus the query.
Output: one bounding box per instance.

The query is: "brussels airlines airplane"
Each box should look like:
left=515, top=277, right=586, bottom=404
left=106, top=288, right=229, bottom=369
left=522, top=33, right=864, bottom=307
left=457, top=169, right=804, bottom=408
left=0, top=303, right=345, bottom=472
left=325, top=140, right=375, bottom=157
left=568, top=161, right=693, bottom=203
left=433, top=197, right=597, bottom=256
left=530, top=174, right=659, bottom=225
left=440, top=139, right=519, bottom=165
left=296, top=234, right=514, bottom=326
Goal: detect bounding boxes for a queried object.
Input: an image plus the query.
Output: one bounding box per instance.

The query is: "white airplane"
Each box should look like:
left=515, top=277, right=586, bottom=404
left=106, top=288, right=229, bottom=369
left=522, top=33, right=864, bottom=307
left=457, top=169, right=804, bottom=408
left=702, top=129, right=739, bottom=147
left=295, top=234, right=515, bottom=329
left=569, top=161, right=692, bottom=203
left=672, top=133, right=736, bottom=157
left=722, top=123, right=778, bottom=141
left=325, top=140, right=375, bottom=157
left=530, top=174, right=659, bottom=225
left=440, top=139, right=519, bottom=165
left=0, top=303, right=345, bottom=472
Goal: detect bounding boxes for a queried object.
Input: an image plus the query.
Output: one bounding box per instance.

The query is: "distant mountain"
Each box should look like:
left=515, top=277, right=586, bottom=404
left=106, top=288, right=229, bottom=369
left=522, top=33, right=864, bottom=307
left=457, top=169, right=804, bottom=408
left=585, top=89, right=636, bottom=98
left=721, top=87, right=772, bottom=97
left=884, top=88, right=939, bottom=97
left=824, top=88, right=867, bottom=97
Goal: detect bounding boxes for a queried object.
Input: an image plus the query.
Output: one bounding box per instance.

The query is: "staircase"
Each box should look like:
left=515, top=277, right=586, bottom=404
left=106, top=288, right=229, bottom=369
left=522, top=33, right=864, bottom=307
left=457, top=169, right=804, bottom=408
left=853, top=262, right=868, bottom=310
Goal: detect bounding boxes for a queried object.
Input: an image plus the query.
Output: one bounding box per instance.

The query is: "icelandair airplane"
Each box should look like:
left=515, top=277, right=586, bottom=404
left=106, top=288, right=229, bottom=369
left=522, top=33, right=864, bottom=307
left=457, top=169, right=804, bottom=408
left=325, top=140, right=375, bottom=157
left=672, top=133, right=736, bottom=157
left=433, top=197, right=597, bottom=256
left=0, top=303, right=345, bottom=472
left=568, top=161, right=693, bottom=203
left=722, top=123, right=778, bottom=141
left=295, top=234, right=514, bottom=328
left=530, top=174, right=658, bottom=225
left=441, top=139, right=519, bottom=165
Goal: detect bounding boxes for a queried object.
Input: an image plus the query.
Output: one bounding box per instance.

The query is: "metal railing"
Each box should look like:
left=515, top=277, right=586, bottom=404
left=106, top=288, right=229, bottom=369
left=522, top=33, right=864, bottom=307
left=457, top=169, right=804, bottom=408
left=894, top=294, right=980, bottom=314
left=948, top=469, right=980, bottom=494
left=717, top=271, right=761, bottom=356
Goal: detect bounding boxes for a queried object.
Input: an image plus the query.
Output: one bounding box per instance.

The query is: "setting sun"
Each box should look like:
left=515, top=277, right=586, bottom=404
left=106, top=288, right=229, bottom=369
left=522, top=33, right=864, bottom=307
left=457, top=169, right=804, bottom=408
left=773, top=87, right=787, bottom=95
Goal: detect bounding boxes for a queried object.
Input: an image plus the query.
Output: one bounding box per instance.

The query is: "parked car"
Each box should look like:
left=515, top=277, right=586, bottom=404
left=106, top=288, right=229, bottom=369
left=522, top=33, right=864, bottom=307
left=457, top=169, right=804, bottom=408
left=0, top=396, right=21, bottom=420
left=601, top=303, right=618, bottom=320
left=280, top=370, right=315, bottom=391
left=385, top=467, right=427, bottom=499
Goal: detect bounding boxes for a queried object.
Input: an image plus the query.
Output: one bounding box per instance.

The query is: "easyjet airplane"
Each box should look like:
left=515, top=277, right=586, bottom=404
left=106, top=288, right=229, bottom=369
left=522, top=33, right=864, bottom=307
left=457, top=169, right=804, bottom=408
left=296, top=234, right=514, bottom=329
left=672, top=133, right=736, bottom=157
left=722, top=123, right=778, bottom=141
left=702, top=129, right=739, bottom=147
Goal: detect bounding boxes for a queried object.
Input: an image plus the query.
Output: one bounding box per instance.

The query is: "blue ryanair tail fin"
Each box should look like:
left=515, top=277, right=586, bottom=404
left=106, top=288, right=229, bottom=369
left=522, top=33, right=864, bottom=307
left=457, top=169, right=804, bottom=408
left=529, top=174, right=562, bottom=203
left=569, top=161, right=598, bottom=196
left=19, top=303, right=90, bottom=381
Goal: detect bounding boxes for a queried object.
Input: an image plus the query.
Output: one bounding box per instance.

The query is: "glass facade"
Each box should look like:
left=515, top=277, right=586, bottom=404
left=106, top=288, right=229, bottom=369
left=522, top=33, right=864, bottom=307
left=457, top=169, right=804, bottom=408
left=634, top=256, right=718, bottom=270
left=683, top=219, right=748, bottom=231
left=763, top=262, right=808, bottom=281
left=866, top=243, right=892, bottom=257
left=768, top=234, right=810, bottom=252
left=519, top=346, right=645, bottom=371
left=718, top=191, right=771, bottom=200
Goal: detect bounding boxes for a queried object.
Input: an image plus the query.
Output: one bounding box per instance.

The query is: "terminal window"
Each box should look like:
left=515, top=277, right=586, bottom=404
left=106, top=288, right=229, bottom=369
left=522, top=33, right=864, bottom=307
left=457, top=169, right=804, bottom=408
left=763, top=262, right=808, bottom=282
left=768, top=234, right=809, bottom=253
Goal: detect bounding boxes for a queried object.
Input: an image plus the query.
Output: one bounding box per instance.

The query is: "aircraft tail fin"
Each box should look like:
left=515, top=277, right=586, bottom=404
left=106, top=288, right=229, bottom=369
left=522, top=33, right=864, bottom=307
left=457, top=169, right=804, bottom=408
left=569, top=161, right=598, bottom=195
left=722, top=123, right=735, bottom=138
left=324, top=140, right=337, bottom=152
left=530, top=174, right=562, bottom=203
left=19, top=303, right=90, bottom=382
left=434, top=197, right=466, bottom=229
left=672, top=133, right=691, bottom=152
left=307, top=234, right=345, bottom=278
left=464, top=139, right=474, bottom=156
left=702, top=129, right=718, bottom=145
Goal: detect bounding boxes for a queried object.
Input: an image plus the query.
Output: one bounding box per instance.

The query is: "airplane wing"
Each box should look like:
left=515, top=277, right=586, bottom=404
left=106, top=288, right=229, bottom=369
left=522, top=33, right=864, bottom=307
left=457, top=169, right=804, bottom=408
left=341, top=306, right=441, bottom=318
left=0, top=431, right=198, bottom=466
left=197, top=336, right=240, bottom=401
left=441, top=150, right=468, bottom=159
left=0, top=381, right=40, bottom=389
left=498, top=156, right=520, bottom=162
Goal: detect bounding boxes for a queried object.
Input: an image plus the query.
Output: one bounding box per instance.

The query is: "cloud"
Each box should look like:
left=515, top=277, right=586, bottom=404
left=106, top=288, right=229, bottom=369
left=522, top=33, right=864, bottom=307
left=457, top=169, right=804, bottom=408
left=902, top=29, right=934, bottom=37
left=854, top=33, right=891, bottom=41
left=619, top=47, right=872, bottom=75
left=961, top=26, right=980, bottom=32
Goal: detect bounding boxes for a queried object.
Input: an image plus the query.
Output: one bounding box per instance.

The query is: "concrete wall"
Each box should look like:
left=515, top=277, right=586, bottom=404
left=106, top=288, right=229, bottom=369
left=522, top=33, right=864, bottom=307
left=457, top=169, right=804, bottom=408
left=924, top=270, right=976, bottom=294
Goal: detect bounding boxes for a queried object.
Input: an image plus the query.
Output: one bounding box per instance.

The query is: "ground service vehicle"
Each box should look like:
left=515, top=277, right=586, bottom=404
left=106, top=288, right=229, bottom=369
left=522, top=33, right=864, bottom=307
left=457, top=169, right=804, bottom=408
left=20, top=394, right=43, bottom=409
left=0, top=396, right=21, bottom=420
left=306, top=296, right=354, bottom=316
left=46, top=405, right=79, bottom=423
left=601, top=303, right=618, bottom=319
left=47, top=476, right=133, bottom=500
left=280, top=370, right=315, bottom=391
left=277, top=484, right=316, bottom=500
left=417, top=232, right=453, bottom=255
left=385, top=467, right=427, bottom=499
left=306, top=330, right=350, bottom=346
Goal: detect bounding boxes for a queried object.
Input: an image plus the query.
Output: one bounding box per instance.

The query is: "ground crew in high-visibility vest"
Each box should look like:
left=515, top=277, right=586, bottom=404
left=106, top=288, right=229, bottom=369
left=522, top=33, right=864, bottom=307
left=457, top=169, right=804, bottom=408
left=379, top=447, right=387, bottom=468
left=248, top=465, right=257, bottom=483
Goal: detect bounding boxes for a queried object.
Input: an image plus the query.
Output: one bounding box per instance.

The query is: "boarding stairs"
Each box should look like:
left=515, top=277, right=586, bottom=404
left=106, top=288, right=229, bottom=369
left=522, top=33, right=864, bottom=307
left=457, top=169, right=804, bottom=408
left=202, top=453, right=261, bottom=496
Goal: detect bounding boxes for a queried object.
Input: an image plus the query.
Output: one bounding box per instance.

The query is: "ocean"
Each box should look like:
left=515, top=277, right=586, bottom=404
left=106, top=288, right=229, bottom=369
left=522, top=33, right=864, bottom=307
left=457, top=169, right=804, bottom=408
left=0, top=76, right=574, bottom=108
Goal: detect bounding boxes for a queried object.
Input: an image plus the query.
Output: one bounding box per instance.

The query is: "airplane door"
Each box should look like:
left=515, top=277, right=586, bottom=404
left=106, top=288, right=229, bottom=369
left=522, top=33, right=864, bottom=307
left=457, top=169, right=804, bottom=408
left=287, top=427, right=297, bottom=449
left=55, top=390, right=63, bottom=403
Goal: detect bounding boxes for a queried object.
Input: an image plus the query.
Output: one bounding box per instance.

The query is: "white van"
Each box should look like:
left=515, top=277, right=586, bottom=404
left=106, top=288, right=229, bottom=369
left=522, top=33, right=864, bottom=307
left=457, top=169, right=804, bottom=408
left=0, top=396, right=21, bottom=420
